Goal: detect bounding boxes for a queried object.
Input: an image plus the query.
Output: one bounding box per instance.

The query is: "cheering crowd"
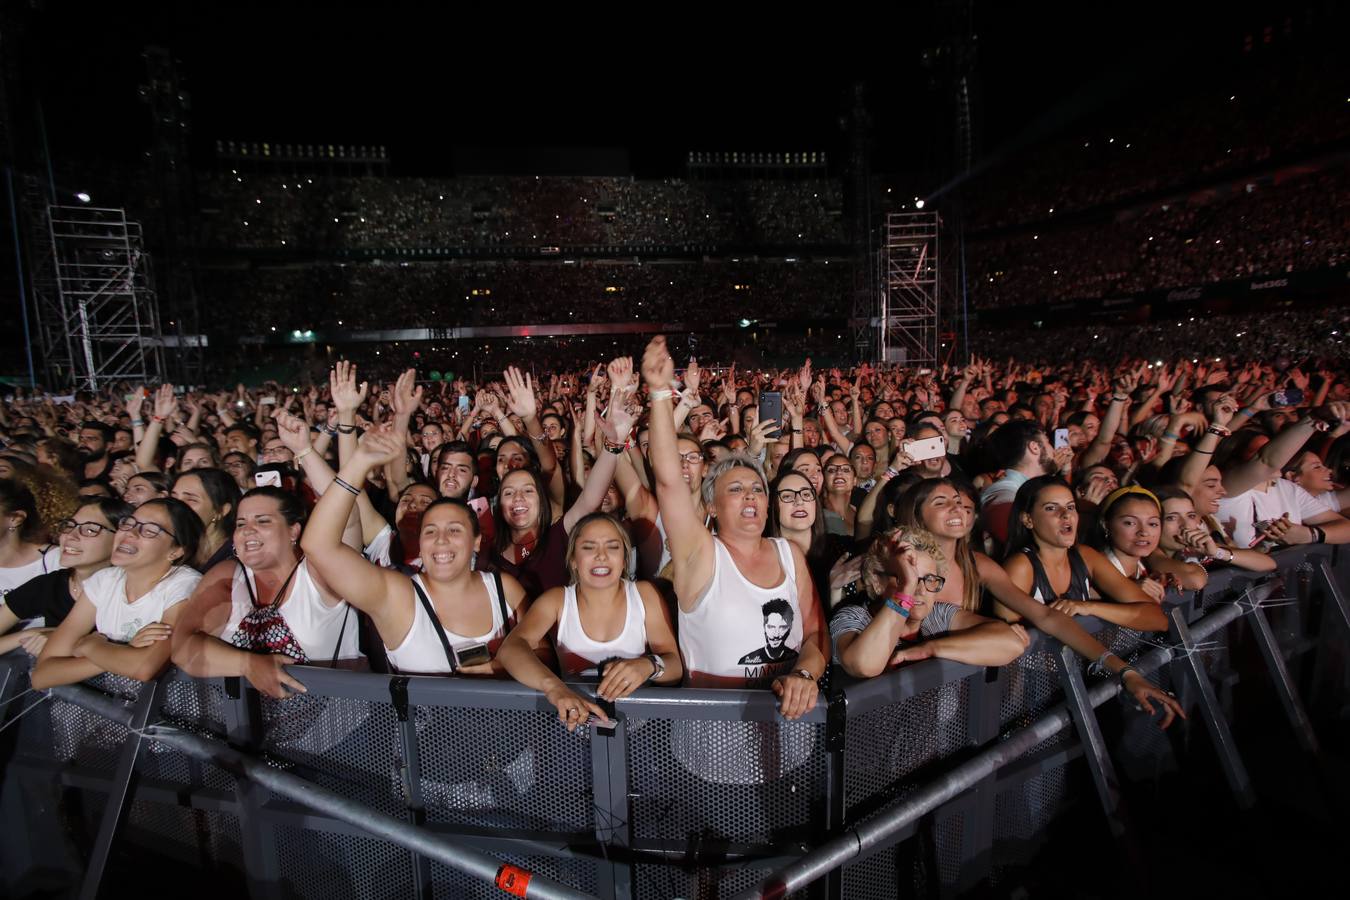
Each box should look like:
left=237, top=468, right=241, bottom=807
left=4, top=339, right=1348, bottom=730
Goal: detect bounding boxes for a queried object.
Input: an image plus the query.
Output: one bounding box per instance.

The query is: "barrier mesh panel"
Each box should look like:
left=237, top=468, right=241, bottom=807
left=627, top=717, right=824, bottom=844
left=842, top=846, right=901, bottom=900
left=48, top=697, right=127, bottom=769
left=634, top=862, right=807, bottom=900
left=844, top=678, right=972, bottom=817
left=430, top=852, right=599, bottom=899
left=416, top=705, right=594, bottom=832
left=258, top=692, right=404, bottom=817
left=124, top=798, right=244, bottom=872
left=992, top=765, right=1070, bottom=869
left=138, top=678, right=236, bottom=791
left=275, top=825, right=414, bottom=900
left=933, top=809, right=966, bottom=888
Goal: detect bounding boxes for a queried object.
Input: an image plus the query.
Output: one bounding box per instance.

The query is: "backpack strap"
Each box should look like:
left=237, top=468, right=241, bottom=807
left=491, top=569, right=510, bottom=629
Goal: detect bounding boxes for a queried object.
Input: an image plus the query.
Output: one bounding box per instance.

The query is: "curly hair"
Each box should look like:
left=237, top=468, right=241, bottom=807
left=15, top=468, right=80, bottom=543
left=859, top=525, right=947, bottom=601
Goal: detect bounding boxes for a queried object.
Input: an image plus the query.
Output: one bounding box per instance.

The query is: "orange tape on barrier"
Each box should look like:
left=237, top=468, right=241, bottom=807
left=495, top=863, right=532, bottom=897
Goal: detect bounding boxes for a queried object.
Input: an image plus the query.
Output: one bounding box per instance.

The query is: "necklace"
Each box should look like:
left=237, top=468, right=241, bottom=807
left=513, top=532, right=537, bottom=562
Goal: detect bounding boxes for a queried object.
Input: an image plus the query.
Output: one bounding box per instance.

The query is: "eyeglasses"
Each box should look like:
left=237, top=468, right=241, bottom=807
left=679, top=452, right=705, bottom=464
left=57, top=519, right=116, bottom=538
left=777, top=488, right=817, bottom=504
left=117, top=517, right=177, bottom=541
left=917, top=574, right=946, bottom=592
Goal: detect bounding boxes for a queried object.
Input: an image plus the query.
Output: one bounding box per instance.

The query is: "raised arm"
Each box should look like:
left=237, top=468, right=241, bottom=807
left=562, top=357, right=638, bottom=533
left=1222, top=409, right=1327, bottom=496
left=1080, top=374, right=1134, bottom=468
left=134, top=384, right=178, bottom=473
left=505, top=366, right=565, bottom=509
left=641, top=337, right=713, bottom=588
left=299, top=426, right=409, bottom=626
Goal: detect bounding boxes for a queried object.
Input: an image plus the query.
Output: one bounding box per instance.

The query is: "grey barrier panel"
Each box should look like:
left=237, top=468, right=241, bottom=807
left=1168, top=606, right=1256, bottom=808
left=0, top=546, right=1346, bottom=900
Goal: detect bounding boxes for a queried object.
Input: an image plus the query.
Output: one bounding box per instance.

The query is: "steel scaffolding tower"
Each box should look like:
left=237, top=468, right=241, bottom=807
left=880, top=211, right=956, bottom=368
left=31, top=204, right=164, bottom=391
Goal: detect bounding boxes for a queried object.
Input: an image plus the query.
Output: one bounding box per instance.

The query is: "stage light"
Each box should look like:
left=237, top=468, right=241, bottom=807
left=75, top=192, right=91, bottom=203
left=914, top=199, right=925, bottom=209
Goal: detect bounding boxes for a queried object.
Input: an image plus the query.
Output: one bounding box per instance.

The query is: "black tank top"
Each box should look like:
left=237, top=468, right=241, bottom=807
left=1023, top=546, right=1092, bottom=603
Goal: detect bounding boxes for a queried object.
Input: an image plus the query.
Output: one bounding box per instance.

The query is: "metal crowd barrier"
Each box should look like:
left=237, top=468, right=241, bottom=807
left=0, top=545, right=1345, bottom=900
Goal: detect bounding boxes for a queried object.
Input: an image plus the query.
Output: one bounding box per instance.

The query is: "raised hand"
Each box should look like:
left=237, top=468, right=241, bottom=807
left=124, top=388, right=145, bottom=420
left=272, top=409, right=313, bottom=454
left=684, top=357, right=701, bottom=396
left=607, top=355, right=636, bottom=396
left=640, top=336, right=674, bottom=390
left=390, top=368, right=424, bottom=419
left=501, top=367, right=537, bottom=421
left=353, top=423, right=407, bottom=468
left=330, top=360, right=368, bottom=415
left=152, top=384, right=177, bottom=421
left=797, top=358, right=813, bottom=393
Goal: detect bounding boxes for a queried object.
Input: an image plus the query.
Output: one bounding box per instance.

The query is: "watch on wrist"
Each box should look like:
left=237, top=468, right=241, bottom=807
left=795, top=668, right=816, bottom=682
left=646, top=652, right=665, bottom=682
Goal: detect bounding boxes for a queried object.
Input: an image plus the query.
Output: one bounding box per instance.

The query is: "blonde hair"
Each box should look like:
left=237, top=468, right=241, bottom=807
left=564, top=512, right=633, bottom=585
left=860, top=525, right=947, bottom=601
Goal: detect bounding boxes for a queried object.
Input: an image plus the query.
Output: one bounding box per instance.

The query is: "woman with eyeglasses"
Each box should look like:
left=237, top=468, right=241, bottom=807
left=999, top=476, right=1168, bottom=632
left=820, top=452, right=858, bottom=535
left=832, top=525, right=1029, bottom=678
left=766, top=470, right=857, bottom=613
left=0, top=498, right=133, bottom=658
left=170, top=469, right=243, bottom=573
left=171, top=486, right=364, bottom=699
left=32, top=498, right=204, bottom=689
left=221, top=452, right=257, bottom=492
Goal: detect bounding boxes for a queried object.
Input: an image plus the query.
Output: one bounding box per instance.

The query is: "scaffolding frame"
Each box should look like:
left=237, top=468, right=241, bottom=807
left=879, top=211, right=957, bottom=368
left=31, top=204, right=163, bottom=391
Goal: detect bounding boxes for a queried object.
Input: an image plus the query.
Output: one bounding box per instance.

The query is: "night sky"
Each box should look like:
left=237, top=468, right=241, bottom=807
left=24, top=1, right=1274, bottom=182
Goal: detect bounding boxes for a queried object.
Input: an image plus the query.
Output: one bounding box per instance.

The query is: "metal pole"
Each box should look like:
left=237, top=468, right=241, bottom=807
left=730, top=602, right=1249, bottom=900
left=50, top=685, right=595, bottom=900
left=4, top=167, right=38, bottom=389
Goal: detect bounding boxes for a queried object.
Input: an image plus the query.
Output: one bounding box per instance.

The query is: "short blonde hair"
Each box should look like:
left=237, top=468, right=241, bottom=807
left=860, top=525, right=947, bottom=601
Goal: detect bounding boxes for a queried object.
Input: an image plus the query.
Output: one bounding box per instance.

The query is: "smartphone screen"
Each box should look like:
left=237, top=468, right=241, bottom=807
left=453, top=642, right=491, bottom=668
left=458, top=394, right=471, bottom=413
left=758, top=391, right=783, bottom=439
left=1054, top=428, right=1070, bottom=449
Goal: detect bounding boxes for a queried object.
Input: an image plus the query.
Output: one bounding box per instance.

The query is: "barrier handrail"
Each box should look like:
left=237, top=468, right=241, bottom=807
left=729, top=592, right=1260, bottom=900
left=47, top=681, right=599, bottom=900
left=0, top=544, right=1339, bottom=900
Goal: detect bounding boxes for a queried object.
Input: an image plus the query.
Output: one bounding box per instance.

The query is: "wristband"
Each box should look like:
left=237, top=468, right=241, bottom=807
left=332, top=477, right=360, bottom=496
left=1111, top=395, right=1129, bottom=403
left=884, top=467, right=900, bottom=479
left=1115, top=665, right=1139, bottom=687
left=131, top=419, right=145, bottom=427
left=1311, top=525, right=1326, bottom=544
left=335, top=423, right=357, bottom=434
left=884, top=593, right=915, bottom=618
left=293, top=447, right=313, bottom=464
left=1161, top=430, right=1180, bottom=442
left=602, top=436, right=630, bottom=455
left=649, top=388, right=674, bottom=402
left=527, top=431, right=547, bottom=441
left=645, top=652, right=665, bottom=682
left=1088, top=651, right=1112, bottom=678
left=325, top=425, right=339, bottom=436
left=1206, top=425, right=1231, bottom=437
left=151, top=414, right=165, bottom=423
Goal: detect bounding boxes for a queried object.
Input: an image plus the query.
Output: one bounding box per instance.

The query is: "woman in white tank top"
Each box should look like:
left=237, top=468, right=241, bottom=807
left=295, top=423, right=527, bottom=678
left=641, top=336, right=829, bottom=718
left=171, top=487, right=364, bottom=699
left=497, top=513, right=681, bottom=730
left=34, top=498, right=205, bottom=689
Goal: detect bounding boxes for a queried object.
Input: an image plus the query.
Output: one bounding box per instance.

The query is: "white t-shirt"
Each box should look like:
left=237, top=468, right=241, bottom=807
left=1217, top=479, right=1334, bottom=549
left=83, top=565, right=202, bottom=643
left=1316, top=490, right=1342, bottom=513
left=0, top=546, right=63, bottom=602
